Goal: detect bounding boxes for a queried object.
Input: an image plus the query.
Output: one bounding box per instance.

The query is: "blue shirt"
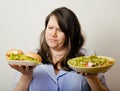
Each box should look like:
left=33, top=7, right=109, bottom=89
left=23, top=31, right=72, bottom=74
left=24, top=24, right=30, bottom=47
left=12, top=48, right=109, bottom=91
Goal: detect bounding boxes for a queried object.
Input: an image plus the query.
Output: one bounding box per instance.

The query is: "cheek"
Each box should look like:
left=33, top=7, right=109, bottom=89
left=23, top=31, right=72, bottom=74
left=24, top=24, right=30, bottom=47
left=45, top=31, right=48, bottom=40
left=59, top=35, right=66, bottom=45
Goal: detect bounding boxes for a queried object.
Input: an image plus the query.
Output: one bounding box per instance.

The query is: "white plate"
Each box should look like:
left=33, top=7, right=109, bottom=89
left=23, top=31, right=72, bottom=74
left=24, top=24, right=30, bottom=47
left=7, top=60, right=38, bottom=66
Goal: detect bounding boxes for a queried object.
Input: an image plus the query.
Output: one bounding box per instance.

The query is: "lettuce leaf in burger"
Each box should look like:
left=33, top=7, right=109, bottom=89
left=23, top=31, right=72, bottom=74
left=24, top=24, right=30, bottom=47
left=6, top=49, right=42, bottom=65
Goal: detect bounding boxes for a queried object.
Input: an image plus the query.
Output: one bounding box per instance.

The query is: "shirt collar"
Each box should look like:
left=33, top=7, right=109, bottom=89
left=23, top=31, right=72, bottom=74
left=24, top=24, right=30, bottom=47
left=40, top=63, right=68, bottom=83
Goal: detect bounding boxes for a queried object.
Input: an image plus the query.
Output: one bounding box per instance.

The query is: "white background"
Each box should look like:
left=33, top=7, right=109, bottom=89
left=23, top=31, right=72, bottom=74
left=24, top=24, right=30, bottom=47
left=0, top=0, right=120, bottom=91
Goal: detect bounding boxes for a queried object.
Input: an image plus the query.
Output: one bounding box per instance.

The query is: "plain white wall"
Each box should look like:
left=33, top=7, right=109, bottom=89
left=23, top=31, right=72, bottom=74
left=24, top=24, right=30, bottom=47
left=0, top=0, right=120, bottom=91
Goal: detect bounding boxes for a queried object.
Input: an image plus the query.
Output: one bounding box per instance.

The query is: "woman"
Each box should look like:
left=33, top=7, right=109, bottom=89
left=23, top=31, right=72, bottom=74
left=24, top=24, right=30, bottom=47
left=10, top=7, right=109, bottom=91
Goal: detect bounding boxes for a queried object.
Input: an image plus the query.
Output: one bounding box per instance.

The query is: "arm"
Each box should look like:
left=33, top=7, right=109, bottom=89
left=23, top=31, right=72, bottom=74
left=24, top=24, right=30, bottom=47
left=80, top=49, right=109, bottom=91
left=14, top=74, right=33, bottom=91
left=86, top=75, right=108, bottom=91
left=10, top=64, right=35, bottom=91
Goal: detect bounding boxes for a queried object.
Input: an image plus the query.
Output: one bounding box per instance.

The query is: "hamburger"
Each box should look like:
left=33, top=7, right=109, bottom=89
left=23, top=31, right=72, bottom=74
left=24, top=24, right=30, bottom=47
left=6, top=49, right=42, bottom=65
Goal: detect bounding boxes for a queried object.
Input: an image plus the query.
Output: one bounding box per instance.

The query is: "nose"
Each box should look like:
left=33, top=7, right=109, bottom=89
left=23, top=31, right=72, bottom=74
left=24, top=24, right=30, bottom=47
left=51, top=29, right=57, bottom=37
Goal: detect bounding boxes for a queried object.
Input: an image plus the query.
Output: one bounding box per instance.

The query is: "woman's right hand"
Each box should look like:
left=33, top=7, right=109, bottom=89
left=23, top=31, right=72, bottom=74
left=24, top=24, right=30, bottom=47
left=9, top=64, right=36, bottom=75
left=9, top=64, right=36, bottom=91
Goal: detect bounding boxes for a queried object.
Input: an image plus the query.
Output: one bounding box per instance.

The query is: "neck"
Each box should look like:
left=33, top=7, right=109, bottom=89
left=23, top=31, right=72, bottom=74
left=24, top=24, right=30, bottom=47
left=50, top=47, right=67, bottom=64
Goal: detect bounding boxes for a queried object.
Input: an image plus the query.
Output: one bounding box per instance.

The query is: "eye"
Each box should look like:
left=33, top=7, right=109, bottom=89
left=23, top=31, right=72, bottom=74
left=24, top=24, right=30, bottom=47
left=48, top=26, right=53, bottom=29
left=56, top=28, right=62, bottom=32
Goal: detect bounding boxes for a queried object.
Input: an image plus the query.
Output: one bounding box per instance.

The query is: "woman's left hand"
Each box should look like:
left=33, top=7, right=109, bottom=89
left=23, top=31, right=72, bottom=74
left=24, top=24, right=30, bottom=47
left=77, top=72, right=108, bottom=91
left=77, top=72, right=97, bottom=77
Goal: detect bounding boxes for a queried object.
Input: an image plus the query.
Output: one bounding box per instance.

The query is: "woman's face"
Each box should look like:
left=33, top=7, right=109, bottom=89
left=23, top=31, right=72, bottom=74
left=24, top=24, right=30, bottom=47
left=45, top=15, right=65, bottom=51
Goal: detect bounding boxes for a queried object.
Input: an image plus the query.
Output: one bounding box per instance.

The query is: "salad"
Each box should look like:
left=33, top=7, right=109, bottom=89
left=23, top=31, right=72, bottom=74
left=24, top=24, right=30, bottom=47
left=68, top=55, right=114, bottom=68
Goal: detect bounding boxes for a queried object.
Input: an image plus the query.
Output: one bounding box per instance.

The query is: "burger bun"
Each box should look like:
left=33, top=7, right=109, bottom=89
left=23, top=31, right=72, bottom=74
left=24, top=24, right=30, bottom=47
left=6, top=49, right=24, bottom=57
left=25, top=52, right=42, bottom=62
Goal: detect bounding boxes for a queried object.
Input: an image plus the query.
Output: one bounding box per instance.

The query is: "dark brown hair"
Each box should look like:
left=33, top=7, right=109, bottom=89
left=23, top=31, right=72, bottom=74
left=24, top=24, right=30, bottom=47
left=38, top=7, right=85, bottom=71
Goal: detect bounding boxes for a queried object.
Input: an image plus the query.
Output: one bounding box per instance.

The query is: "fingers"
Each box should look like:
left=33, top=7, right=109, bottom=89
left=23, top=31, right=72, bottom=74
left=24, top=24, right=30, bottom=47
left=10, top=64, right=20, bottom=70
left=81, top=73, right=89, bottom=76
left=9, top=64, right=36, bottom=74
left=19, top=65, right=35, bottom=72
left=77, top=72, right=97, bottom=76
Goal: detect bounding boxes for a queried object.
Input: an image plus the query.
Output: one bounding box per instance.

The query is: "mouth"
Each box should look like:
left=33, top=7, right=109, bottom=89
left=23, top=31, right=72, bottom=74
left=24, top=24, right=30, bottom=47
left=48, top=37, right=58, bottom=41
left=48, top=39, right=57, bottom=43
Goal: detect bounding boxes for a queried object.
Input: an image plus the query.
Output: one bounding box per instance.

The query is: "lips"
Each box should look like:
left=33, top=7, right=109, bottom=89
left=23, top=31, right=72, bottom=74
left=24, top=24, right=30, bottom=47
left=47, top=37, right=58, bottom=42
left=48, top=39, right=57, bottom=43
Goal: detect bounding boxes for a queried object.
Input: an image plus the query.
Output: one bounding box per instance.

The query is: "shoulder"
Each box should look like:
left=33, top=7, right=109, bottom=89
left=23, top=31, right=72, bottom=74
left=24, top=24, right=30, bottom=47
left=80, top=48, right=97, bottom=56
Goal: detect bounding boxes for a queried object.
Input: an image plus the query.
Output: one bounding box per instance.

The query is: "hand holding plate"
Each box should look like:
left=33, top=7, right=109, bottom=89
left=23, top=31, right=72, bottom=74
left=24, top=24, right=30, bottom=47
left=9, top=64, right=36, bottom=75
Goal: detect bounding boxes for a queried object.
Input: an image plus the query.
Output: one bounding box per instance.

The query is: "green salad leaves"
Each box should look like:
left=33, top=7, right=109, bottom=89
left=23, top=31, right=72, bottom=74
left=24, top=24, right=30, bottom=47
left=68, top=55, right=113, bottom=67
